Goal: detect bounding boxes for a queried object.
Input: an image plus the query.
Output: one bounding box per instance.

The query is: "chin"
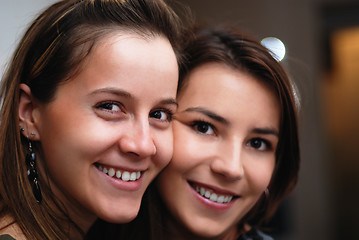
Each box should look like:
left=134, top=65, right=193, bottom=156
left=191, top=227, right=223, bottom=238
left=98, top=200, right=142, bottom=224
left=100, top=209, right=139, bottom=224
left=184, top=219, right=235, bottom=239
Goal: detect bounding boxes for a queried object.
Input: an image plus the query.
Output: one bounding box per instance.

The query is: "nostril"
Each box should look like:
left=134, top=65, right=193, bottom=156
left=128, top=151, right=140, bottom=157
left=210, top=159, right=244, bottom=181
left=118, top=129, right=156, bottom=157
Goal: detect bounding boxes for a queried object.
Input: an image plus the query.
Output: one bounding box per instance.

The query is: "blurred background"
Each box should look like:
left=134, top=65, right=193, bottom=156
left=1, top=0, right=359, bottom=239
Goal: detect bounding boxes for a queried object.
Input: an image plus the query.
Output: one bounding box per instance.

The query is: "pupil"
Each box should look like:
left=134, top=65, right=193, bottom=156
left=104, top=103, right=113, bottom=110
left=152, top=111, right=161, bottom=119
left=198, top=123, right=209, bottom=133
left=252, top=139, right=261, bottom=148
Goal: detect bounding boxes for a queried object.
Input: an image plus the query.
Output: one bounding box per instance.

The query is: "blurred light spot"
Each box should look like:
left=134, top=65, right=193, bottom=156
left=261, top=37, right=286, bottom=61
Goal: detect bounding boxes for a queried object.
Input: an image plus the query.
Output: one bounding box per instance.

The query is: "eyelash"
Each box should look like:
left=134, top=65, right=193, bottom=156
left=247, top=138, right=272, bottom=151
left=95, top=102, right=174, bottom=120
left=95, top=101, right=124, bottom=113
left=190, top=120, right=216, bottom=135
left=149, top=108, right=174, bottom=122
left=187, top=119, right=275, bottom=152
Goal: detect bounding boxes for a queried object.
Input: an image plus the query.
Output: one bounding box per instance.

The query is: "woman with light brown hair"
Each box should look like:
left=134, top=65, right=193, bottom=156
left=0, top=0, right=186, bottom=239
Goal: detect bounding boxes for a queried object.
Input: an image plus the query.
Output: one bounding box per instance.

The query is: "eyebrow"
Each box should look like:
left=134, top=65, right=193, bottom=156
left=184, top=107, right=279, bottom=136
left=89, top=88, right=133, bottom=98
left=252, top=127, right=279, bottom=137
left=89, top=88, right=177, bottom=107
left=184, top=107, right=229, bottom=125
left=159, top=98, right=178, bottom=107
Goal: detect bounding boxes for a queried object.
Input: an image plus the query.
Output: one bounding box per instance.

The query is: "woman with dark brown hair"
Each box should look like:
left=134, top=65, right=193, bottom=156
left=0, top=0, right=186, bottom=239
left=153, top=26, right=300, bottom=239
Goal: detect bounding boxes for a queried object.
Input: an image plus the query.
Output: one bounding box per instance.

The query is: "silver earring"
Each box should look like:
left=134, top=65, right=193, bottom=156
left=25, top=136, right=42, bottom=203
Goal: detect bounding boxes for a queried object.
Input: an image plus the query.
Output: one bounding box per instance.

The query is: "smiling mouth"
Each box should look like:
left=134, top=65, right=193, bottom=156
left=189, top=182, right=237, bottom=204
left=95, top=163, right=141, bottom=181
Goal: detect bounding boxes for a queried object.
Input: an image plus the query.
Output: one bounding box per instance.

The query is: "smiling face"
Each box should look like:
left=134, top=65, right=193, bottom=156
left=157, top=62, right=280, bottom=239
left=31, top=32, right=178, bottom=230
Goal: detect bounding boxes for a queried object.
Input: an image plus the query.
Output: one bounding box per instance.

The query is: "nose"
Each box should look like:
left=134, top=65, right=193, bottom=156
left=118, top=120, right=156, bottom=158
left=210, top=139, right=244, bottom=181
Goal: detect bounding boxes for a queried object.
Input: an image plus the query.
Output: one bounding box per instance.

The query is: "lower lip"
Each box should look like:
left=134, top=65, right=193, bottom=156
left=188, top=182, right=237, bottom=211
left=95, top=165, right=143, bottom=191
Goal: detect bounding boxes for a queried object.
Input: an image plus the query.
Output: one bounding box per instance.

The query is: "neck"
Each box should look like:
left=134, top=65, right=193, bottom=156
left=47, top=178, right=97, bottom=236
left=64, top=202, right=97, bottom=238
left=162, top=210, right=239, bottom=240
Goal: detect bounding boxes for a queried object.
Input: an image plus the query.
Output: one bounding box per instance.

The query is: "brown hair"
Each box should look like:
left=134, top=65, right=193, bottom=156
left=0, top=0, right=184, bottom=239
left=178, top=26, right=300, bottom=230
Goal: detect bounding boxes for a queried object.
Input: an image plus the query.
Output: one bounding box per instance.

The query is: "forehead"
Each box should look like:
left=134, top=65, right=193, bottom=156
left=177, top=62, right=280, bottom=126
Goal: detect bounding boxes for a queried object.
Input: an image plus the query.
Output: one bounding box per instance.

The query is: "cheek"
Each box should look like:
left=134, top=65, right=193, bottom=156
left=154, top=128, right=174, bottom=168
left=38, top=111, right=117, bottom=169
left=172, top=126, right=201, bottom=171
left=244, top=158, right=275, bottom=193
left=172, top=124, right=220, bottom=174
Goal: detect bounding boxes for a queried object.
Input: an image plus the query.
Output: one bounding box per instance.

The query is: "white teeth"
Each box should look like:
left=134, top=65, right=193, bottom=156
left=205, top=190, right=211, bottom=198
left=98, top=165, right=141, bottom=181
left=200, top=187, right=205, bottom=196
left=130, top=172, right=137, bottom=181
left=108, top=168, right=115, bottom=177
left=217, top=195, right=224, bottom=203
left=210, top=193, right=218, bottom=202
left=194, top=184, right=234, bottom=204
left=122, top=171, right=130, bottom=181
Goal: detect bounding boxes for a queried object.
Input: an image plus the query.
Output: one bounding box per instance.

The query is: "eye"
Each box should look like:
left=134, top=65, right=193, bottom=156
left=98, top=102, right=121, bottom=112
left=191, top=121, right=215, bottom=135
left=247, top=138, right=271, bottom=151
left=149, top=109, right=173, bottom=122
left=94, top=101, right=126, bottom=120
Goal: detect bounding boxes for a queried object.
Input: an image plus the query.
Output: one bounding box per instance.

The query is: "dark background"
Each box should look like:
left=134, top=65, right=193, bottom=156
left=176, top=1, right=359, bottom=239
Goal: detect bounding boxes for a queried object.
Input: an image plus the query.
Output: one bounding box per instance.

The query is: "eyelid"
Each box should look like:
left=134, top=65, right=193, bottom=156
left=95, top=101, right=124, bottom=111
left=260, top=138, right=272, bottom=150
left=248, top=138, right=274, bottom=151
left=150, top=108, right=175, bottom=122
left=190, top=120, right=217, bottom=136
left=161, top=108, right=175, bottom=121
left=94, top=101, right=127, bottom=121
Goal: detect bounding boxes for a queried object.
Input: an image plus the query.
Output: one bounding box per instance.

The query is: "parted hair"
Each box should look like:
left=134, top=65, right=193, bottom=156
left=178, top=26, right=300, bottom=230
left=0, top=0, right=184, bottom=239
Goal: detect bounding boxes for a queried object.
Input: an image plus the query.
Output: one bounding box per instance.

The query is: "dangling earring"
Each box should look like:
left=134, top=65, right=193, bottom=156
left=25, top=133, right=42, bottom=203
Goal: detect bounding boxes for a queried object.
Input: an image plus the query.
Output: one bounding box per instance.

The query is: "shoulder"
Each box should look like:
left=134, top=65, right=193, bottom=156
left=0, top=235, right=16, bottom=240
left=0, top=214, right=26, bottom=240
left=238, top=228, right=274, bottom=240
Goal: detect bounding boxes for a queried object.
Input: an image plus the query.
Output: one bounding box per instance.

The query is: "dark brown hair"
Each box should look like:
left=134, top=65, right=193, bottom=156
left=0, top=0, right=184, bottom=239
left=178, top=26, right=300, bottom=229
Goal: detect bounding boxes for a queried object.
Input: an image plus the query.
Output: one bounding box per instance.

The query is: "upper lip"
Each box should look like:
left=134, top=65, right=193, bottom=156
left=94, top=162, right=146, bottom=172
left=188, top=180, right=240, bottom=197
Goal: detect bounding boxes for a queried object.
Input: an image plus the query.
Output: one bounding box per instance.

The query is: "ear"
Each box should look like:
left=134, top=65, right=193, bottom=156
left=19, top=84, right=41, bottom=141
